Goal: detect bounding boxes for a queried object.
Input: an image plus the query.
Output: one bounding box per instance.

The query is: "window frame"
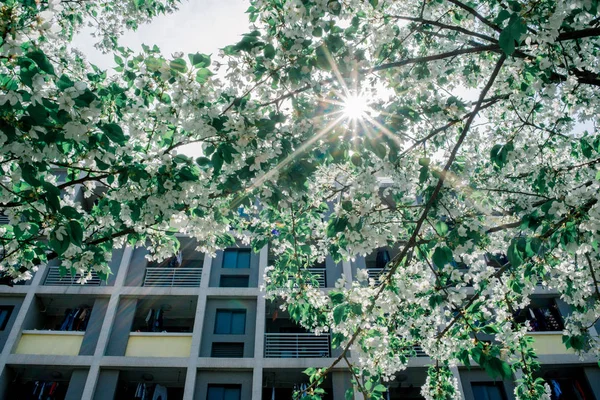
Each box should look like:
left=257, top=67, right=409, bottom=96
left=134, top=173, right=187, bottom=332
left=214, top=309, right=246, bottom=334
left=222, top=249, right=251, bottom=269
left=207, top=384, right=242, bottom=400
left=471, top=382, right=508, bottom=400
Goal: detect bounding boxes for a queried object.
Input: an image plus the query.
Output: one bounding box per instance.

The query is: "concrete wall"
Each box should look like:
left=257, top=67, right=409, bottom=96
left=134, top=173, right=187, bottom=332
left=0, top=296, right=23, bottom=352
left=80, top=298, right=109, bottom=355
left=194, top=370, right=253, bottom=400
left=200, top=298, right=257, bottom=358
left=65, top=369, right=89, bottom=400
left=93, top=370, right=120, bottom=400
left=124, top=248, right=149, bottom=287
left=209, top=247, right=259, bottom=288
left=105, top=298, right=137, bottom=356
left=106, top=247, right=125, bottom=286
left=325, top=256, right=343, bottom=288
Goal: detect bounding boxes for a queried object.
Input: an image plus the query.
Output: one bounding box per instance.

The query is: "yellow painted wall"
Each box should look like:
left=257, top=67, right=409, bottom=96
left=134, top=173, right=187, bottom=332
left=125, top=335, right=192, bottom=357
left=15, top=332, right=83, bottom=356
left=528, top=333, right=575, bottom=355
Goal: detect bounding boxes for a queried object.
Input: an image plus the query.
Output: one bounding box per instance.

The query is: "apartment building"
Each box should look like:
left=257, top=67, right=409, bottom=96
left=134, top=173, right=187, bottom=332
left=0, top=233, right=599, bottom=399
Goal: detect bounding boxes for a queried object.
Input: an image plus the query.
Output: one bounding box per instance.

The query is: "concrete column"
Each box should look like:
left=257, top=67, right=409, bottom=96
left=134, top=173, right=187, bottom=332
left=450, top=366, right=466, bottom=400
left=584, top=367, right=600, bottom=399
left=251, top=245, right=268, bottom=400
left=80, top=246, right=133, bottom=400
left=65, top=369, right=89, bottom=400
left=182, top=254, right=212, bottom=400
left=0, top=263, right=47, bottom=381
left=342, top=260, right=353, bottom=288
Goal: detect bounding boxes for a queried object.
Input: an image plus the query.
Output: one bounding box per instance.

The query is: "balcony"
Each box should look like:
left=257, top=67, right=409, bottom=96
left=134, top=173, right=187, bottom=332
left=44, top=266, right=102, bottom=286
left=309, top=267, right=326, bottom=288
left=143, top=267, right=202, bottom=287
left=264, top=333, right=330, bottom=358
left=15, top=331, right=84, bottom=356
left=125, top=332, right=193, bottom=357
left=528, top=332, right=575, bottom=355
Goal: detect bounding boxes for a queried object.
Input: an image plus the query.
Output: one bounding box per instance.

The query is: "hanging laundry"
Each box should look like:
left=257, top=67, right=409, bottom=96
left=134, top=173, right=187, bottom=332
left=152, top=384, right=168, bottom=400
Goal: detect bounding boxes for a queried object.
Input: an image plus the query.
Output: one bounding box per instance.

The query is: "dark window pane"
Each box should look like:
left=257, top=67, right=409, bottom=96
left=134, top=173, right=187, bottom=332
left=211, top=342, right=244, bottom=357
left=471, top=383, right=506, bottom=400
left=220, top=276, right=249, bottom=288
left=215, top=310, right=231, bottom=334
left=207, top=386, right=225, bottom=400
left=222, top=250, right=237, bottom=269
left=0, top=306, right=14, bottom=330
left=231, top=311, right=246, bottom=334
left=224, top=387, right=241, bottom=400
left=237, top=250, right=250, bottom=269
left=208, top=385, right=241, bottom=400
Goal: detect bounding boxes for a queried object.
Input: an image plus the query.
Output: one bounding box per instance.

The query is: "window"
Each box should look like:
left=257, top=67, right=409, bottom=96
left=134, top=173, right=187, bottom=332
left=0, top=306, right=14, bottom=330
left=471, top=382, right=507, bottom=400
left=219, top=275, right=249, bottom=288
left=207, top=384, right=241, bottom=400
left=222, top=249, right=251, bottom=269
left=214, top=309, right=246, bottom=334
left=211, top=342, right=244, bottom=357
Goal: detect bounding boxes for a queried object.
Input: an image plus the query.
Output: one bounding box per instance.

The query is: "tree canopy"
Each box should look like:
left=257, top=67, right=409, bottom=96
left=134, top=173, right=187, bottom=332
left=1, top=0, right=600, bottom=398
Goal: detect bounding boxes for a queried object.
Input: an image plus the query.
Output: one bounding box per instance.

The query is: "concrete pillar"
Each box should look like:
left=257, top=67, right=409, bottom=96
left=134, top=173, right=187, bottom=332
left=65, top=369, right=89, bottom=400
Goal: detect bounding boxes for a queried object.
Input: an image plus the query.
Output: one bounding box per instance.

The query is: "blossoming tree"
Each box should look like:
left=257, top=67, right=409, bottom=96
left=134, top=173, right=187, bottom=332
left=1, top=0, right=600, bottom=398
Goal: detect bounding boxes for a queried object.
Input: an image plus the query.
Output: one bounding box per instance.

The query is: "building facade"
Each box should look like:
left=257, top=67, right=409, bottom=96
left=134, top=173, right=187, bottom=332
left=0, top=239, right=598, bottom=400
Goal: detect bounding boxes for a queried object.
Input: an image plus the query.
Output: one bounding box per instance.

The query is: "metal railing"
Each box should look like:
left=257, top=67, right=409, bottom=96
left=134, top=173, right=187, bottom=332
left=412, top=345, right=428, bottom=357
left=309, top=268, right=326, bottom=287
left=0, top=214, right=8, bottom=225
left=44, top=266, right=103, bottom=286
left=143, top=267, right=202, bottom=287
left=367, top=267, right=386, bottom=281
left=264, top=333, right=331, bottom=358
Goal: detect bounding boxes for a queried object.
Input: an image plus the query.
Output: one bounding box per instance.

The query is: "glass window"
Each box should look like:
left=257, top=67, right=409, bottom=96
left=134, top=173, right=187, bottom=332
left=214, top=309, right=246, bottom=334
left=219, top=275, right=249, bottom=288
left=222, top=249, right=251, bottom=269
left=207, top=385, right=241, bottom=400
left=0, top=306, right=14, bottom=330
left=471, top=382, right=507, bottom=400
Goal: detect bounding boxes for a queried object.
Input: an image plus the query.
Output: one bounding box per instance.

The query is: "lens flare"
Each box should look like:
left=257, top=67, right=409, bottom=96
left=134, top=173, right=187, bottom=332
left=343, top=94, right=369, bottom=120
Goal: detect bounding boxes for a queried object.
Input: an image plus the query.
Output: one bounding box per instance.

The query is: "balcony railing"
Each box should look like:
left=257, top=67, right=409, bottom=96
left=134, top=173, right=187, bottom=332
left=44, top=266, right=102, bottom=286
left=367, top=267, right=387, bottom=281
left=309, top=268, right=326, bottom=287
left=264, top=333, right=330, bottom=358
left=143, top=267, right=202, bottom=287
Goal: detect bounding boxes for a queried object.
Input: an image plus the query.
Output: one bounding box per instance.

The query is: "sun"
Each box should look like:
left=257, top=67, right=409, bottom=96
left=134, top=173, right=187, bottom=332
left=342, top=93, right=370, bottom=120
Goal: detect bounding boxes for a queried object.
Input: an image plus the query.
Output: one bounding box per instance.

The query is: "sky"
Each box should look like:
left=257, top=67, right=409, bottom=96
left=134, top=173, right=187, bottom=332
left=71, top=0, right=251, bottom=71
left=71, top=0, right=251, bottom=155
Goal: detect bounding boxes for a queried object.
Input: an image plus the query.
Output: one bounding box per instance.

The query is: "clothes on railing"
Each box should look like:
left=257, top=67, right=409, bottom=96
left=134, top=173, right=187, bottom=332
left=59, top=307, right=91, bottom=331
left=515, top=303, right=563, bottom=332
left=28, top=381, right=61, bottom=400
left=547, top=378, right=588, bottom=400
left=134, top=383, right=168, bottom=400
left=144, top=308, right=164, bottom=332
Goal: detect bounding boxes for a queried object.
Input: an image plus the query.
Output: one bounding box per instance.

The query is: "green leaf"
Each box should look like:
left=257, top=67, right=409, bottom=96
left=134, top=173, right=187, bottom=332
left=170, top=58, right=187, bottom=73
left=507, top=241, right=523, bottom=267
left=188, top=52, right=211, bottom=67
left=21, top=164, right=40, bottom=187
left=263, top=44, right=276, bottom=59
left=333, top=304, right=348, bottom=324
left=435, top=221, right=449, bottom=236
left=67, top=220, right=83, bottom=246
left=26, top=50, right=55, bottom=75
left=369, top=0, right=379, bottom=7
left=100, top=123, right=126, bottom=144
left=195, top=68, right=214, bottom=84
left=329, top=291, right=345, bottom=305
left=499, top=28, right=516, bottom=55
left=315, top=45, right=331, bottom=70
left=42, top=182, right=61, bottom=211
left=432, top=246, right=453, bottom=268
